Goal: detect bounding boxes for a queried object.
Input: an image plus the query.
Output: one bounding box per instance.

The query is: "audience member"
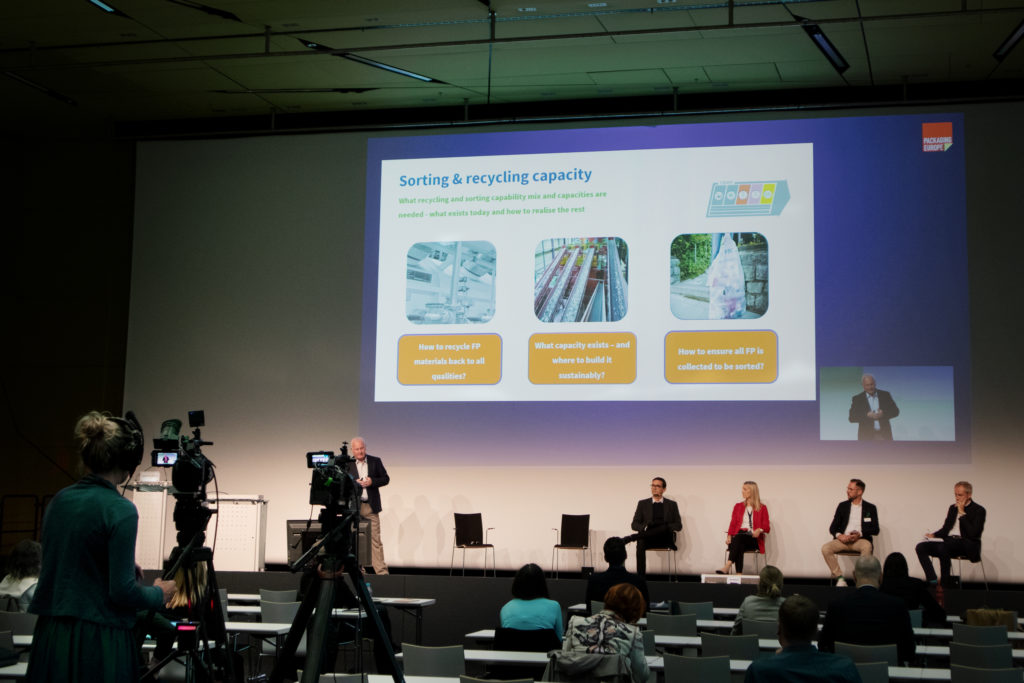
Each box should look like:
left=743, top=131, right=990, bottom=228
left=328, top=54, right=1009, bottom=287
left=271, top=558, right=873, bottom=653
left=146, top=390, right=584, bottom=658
left=744, top=594, right=860, bottom=682
left=0, top=539, right=41, bottom=612
left=27, top=411, right=176, bottom=682
left=880, top=552, right=946, bottom=627
left=500, top=563, right=564, bottom=639
left=818, top=555, right=916, bottom=665
left=732, top=565, right=785, bottom=634
left=585, top=537, right=649, bottom=613
left=563, top=583, right=649, bottom=683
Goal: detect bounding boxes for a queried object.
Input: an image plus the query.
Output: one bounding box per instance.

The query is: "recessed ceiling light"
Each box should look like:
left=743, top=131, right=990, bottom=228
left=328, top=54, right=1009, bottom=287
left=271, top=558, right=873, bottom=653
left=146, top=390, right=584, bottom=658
left=587, top=2, right=608, bottom=7
left=656, top=0, right=677, bottom=4
left=517, top=7, right=538, bottom=12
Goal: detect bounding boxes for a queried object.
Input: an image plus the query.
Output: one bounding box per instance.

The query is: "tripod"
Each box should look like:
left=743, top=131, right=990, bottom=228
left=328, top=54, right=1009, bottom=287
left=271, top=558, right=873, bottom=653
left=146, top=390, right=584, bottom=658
left=140, top=532, right=239, bottom=683
left=270, top=508, right=401, bottom=683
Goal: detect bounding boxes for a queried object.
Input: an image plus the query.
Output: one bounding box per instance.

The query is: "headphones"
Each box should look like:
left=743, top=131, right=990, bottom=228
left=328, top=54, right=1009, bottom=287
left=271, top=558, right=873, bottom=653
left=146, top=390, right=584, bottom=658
left=109, top=410, right=145, bottom=477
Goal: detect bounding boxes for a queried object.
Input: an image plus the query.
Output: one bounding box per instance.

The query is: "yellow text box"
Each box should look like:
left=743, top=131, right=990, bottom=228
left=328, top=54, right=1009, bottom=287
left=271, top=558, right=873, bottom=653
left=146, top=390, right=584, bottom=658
left=529, top=333, right=636, bottom=384
left=398, top=334, right=501, bottom=385
left=665, top=330, right=777, bottom=383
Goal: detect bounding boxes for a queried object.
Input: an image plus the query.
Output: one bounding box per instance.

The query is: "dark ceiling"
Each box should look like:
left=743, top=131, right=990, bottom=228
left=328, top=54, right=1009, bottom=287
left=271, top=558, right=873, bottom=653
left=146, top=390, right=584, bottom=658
left=2, top=0, right=1023, bottom=137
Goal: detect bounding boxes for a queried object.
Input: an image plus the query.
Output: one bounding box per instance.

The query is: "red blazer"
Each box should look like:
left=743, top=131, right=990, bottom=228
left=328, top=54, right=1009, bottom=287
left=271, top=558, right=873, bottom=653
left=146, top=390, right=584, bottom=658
left=728, top=502, right=770, bottom=554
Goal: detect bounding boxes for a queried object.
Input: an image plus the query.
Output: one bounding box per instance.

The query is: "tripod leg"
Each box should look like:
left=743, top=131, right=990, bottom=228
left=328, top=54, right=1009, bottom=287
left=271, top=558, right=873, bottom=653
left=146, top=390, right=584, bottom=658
left=345, top=562, right=401, bottom=683
left=269, top=572, right=321, bottom=683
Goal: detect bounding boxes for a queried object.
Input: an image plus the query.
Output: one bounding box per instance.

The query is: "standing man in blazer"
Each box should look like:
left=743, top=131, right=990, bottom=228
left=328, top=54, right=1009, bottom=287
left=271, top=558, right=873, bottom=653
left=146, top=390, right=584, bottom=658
left=348, top=437, right=390, bottom=575
left=916, top=481, right=986, bottom=586
left=848, top=373, right=900, bottom=440
left=822, top=478, right=880, bottom=586
left=625, top=477, right=682, bottom=576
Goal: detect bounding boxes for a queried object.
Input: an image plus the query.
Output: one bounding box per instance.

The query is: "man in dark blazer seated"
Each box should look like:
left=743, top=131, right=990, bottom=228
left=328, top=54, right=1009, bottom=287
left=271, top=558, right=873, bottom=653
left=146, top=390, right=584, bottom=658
left=848, top=373, right=900, bottom=440
left=624, top=477, right=682, bottom=576
left=744, top=595, right=860, bottom=682
left=347, top=436, right=391, bottom=575
left=585, top=537, right=649, bottom=614
left=916, top=480, right=986, bottom=586
left=821, top=478, right=880, bottom=586
left=818, top=555, right=916, bottom=665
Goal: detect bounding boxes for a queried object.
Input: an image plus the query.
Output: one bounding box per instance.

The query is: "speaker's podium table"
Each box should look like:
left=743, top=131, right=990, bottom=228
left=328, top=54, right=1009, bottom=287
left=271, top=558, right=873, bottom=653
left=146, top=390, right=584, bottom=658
left=129, top=476, right=268, bottom=571
left=701, top=573, right=760, bottom=585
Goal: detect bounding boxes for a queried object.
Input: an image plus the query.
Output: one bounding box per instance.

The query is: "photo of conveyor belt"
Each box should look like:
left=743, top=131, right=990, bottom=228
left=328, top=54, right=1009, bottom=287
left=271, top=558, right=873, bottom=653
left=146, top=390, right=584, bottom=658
left=533, top=237, right=628, bottom=322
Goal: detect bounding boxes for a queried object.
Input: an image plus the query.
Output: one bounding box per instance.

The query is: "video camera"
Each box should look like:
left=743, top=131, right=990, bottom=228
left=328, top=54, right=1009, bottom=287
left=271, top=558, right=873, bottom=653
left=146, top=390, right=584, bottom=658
left=306, top=442, right=356, bottom=508
left=151, top=410, right=214, bottom=496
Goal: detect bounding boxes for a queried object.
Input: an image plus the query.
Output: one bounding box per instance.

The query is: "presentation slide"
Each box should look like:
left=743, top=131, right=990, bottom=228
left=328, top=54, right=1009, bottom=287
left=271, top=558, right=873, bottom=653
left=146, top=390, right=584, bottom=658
left=360, top=114, right=971, bottom=464
left=375, top=144, right=814, bottom=401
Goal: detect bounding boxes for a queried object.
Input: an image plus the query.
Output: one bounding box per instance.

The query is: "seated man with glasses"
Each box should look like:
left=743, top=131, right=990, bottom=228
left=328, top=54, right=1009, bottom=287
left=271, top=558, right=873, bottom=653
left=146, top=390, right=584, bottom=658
left=623, top=477, right=682, bottom=576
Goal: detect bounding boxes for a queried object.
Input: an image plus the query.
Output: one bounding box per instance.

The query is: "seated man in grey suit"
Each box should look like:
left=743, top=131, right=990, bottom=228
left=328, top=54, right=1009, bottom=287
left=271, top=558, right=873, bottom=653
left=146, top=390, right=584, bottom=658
left=624, top=477, right=682, bottom=576
left=745, top=595, right=859, bottom=682
left=818, top=555, right=916, bottom=665
left=585, top=537, right=649, bottom=614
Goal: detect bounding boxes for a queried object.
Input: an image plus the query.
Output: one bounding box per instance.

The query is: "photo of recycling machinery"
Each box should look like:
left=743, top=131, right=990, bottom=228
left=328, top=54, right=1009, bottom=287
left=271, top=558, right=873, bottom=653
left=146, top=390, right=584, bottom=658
left=533, top=237, right=628, bottom=323
left=405, top=241, right=496, bottom=324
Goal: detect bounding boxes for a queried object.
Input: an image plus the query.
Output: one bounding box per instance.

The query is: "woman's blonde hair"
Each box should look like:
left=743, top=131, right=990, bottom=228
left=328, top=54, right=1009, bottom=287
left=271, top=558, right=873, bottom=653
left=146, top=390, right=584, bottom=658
left=74, top=411, right=122, bottom=474
left=743, top=481, right=762, bottom=511
left=757, top=565, right=784, bottom=599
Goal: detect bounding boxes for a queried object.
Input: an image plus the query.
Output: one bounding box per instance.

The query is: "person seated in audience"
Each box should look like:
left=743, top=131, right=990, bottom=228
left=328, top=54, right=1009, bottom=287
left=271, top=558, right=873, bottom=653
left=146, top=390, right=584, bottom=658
left=718, top=481, right=770, bottom=574
left=880, top=552, right=946, bottom=627
left=585, top=537, right=649, bottom=614
left=818, top=555, right=916, bottom=665
left=732, top=565, right=785, bottom=634
left=0, top=539, right=41, bottom=612
left=744, top=594, right=860, bottom=682
left=563, top=583, right=648, bottom=683
left=500, top=562, right=564, bottom=639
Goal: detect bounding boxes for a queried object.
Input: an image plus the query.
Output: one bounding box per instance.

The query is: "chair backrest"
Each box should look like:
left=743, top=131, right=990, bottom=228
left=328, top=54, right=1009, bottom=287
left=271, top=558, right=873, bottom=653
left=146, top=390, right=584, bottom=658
left=741, top=619, right=779, bottom=638
left=670, top=601, right=714, bottom=620
left=908, top=609, right=923, bottom=629
left=260, top=599, right=300, bottom=623
left=0, top=610, right=37, bottom=636
left=640, top=629, right=655, bottom=655
left=700, top=632, right=759, bottom=661
left=834, top=641, right=898, bottom=666
left=402, top=643, right=465, bottom=676
left=259, top=588, right=298, bottom=602
left=662, top=653, right=730, bottom=683
left=0, top=630, right=13, bottom=652
left=645, top=612, right=696, bottom=636
left=590, top=600, right=604, bottom=615
left=953, top=624, right=1010, bottom=645
left=950, top=664, right=1024, bottom=683
left=558, top=514, right=590, bottom=548
left=454, top=513, right=484, bottom=546
left=494, top=627, right=561, bottom=652
left=217, top=588, right=229, bottom=622
left=854, top=661, right=891, bottom=683
left=950, top=642, right=1014, bottom=670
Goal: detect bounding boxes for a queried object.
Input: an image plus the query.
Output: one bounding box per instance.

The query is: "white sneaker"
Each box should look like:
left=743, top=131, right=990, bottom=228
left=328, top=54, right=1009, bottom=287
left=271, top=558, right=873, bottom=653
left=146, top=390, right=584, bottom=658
left=834, top=577, right=848, bottom=587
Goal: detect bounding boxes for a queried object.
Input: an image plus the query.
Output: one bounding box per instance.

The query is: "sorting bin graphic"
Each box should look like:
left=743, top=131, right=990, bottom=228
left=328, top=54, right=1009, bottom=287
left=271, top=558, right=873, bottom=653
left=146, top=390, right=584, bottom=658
left=706, top=180, right=790, bottom=217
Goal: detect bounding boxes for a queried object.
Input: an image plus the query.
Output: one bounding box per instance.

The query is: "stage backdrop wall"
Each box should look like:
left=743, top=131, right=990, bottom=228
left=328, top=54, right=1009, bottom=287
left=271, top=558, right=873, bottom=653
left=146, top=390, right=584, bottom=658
left=125, top=102, right=1024, bottom=582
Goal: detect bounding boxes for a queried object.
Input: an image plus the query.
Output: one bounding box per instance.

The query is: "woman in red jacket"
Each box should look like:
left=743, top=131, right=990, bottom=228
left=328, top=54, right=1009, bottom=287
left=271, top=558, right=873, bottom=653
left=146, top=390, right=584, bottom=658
left=718, top=481, right=770, bottom=574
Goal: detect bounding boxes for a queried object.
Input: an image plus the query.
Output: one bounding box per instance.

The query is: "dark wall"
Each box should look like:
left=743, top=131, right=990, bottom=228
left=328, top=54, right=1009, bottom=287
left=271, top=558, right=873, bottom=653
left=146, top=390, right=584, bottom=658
left=0, top=132, right=135, bottom=550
